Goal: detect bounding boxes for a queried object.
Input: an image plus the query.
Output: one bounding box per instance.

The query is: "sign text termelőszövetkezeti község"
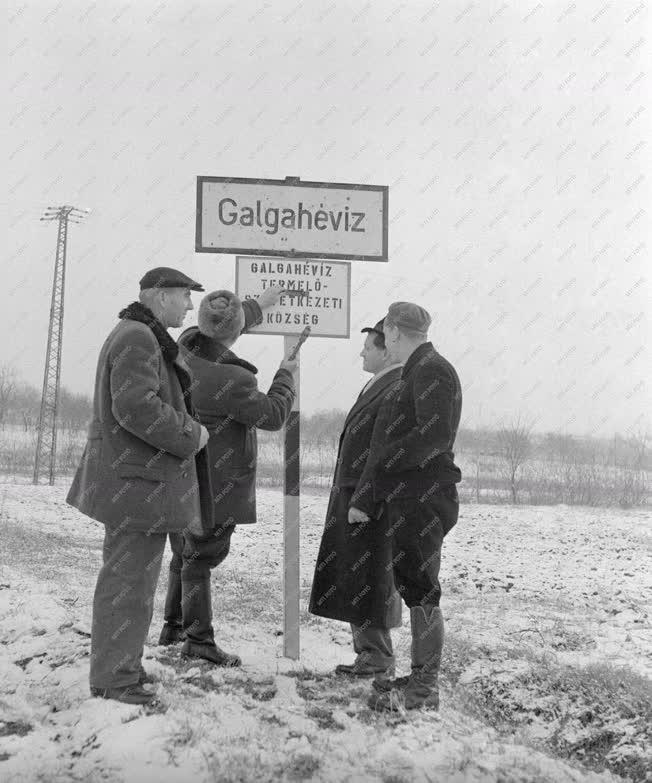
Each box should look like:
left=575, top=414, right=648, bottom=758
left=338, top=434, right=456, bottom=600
left=235, top=257, right=351, bottom=338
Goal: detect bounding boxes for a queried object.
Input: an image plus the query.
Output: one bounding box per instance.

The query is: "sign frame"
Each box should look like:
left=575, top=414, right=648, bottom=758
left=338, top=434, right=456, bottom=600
left=235, top=255, right=351, bottom=339
left=196, top=175, right=389, bottom=261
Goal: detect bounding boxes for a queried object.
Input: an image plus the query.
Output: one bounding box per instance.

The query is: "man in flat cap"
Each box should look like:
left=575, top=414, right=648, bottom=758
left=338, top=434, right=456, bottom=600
left=67, top=266, right=210, bottom=704
left=308, top=318, right=404, bottom=678
left=158, top=288, right=297, bottom=666
left=349, top=302, right=462, bottom=712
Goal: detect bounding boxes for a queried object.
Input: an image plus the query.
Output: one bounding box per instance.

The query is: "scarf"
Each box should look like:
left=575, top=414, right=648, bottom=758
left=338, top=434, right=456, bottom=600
left=118, top=301, right=179, bottom=362
left=179, top=328, right=258, bottom=375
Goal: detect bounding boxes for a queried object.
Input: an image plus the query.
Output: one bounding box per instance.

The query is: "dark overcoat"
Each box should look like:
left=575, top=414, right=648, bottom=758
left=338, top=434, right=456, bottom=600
left=309, top=368, right=403, bottom=629
left=352, top=342, right=462, bottom=533
left=178, top=323, right=295, bottom=530
left=66, top=303, right=204, bottom=534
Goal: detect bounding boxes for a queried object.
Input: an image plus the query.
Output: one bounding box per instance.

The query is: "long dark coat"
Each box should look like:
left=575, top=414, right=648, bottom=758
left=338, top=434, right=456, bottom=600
left=66, top=303, right=204, bottom=534
left=178, top=324, right=295, bottom=531
left=309, top=368, right=403, bottom=629
left=352, top=342, right=462, bottom=529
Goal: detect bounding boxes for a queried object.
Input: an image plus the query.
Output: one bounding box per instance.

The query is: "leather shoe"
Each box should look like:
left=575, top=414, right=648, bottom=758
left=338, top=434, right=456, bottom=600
left=334, top=660, right=394, bottom=678
left=181, top=639, right=241, bottom=667
left=90, top=684, right=155, bottom=705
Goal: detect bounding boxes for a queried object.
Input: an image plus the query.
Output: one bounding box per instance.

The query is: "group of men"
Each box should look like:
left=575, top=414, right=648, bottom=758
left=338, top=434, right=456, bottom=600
left=68, top=265, right=462, bottom=714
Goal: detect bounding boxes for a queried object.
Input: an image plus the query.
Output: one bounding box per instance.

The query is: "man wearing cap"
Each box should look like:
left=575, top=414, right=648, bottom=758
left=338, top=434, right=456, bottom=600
left=67, top=266, right=210, bottom=704
left=308, top=318, right=403, bottom=678
left=157, top=289, right=297, bottom=666
left=349, top=302, right=462, bottom=712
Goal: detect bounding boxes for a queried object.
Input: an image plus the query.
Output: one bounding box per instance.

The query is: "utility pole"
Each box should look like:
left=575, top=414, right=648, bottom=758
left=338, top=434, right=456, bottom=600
left=33, top=205, right=90, bottom=485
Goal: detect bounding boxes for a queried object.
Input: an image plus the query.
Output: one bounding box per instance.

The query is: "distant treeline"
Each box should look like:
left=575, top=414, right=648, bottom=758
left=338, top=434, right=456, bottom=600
left=0, top=372, right=93, bottom=431
left=1, top=366, right=648, bottom=507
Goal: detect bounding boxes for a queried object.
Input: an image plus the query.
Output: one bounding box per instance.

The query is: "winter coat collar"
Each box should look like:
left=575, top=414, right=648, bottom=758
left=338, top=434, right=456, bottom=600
left=402, top=341, right=436, bottom=378
left=179, top=327, right=258, bottom=375
left=342, top=366, right=402, bottom=434
left=118, top=301, right=179, bottom=363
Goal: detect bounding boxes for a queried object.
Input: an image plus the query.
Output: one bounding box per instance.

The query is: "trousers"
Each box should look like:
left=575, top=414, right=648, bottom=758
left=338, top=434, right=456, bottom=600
left=90, top=528, right=166, bottom=689
left=385, top=487, right=459, bottom=608
left=350, top=622, right=394, bottom=668
left=168, top=524, right=235, bottom=582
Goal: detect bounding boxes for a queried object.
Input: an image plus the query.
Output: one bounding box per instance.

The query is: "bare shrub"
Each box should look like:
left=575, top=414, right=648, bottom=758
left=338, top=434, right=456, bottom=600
left=495, top=416, right=534, bottom=504
left=0, top=365, right=18, bottom=429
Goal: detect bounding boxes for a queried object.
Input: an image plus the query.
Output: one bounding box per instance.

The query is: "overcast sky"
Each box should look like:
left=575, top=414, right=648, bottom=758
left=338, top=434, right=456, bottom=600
left=5, top=0, right=650, bottom=437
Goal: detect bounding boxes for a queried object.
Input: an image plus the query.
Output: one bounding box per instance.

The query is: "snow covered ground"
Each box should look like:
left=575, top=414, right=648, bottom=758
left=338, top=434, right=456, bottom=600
left=0, top=482, right=649, bottom=782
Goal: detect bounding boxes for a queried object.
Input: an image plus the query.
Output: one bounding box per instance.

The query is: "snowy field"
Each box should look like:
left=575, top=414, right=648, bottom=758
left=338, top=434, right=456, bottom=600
left=0, top=482, right=650, bottom=783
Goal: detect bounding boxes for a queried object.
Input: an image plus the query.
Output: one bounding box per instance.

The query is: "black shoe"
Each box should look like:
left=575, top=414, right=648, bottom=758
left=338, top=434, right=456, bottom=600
left=181, top=579, right=240, bottom=666
left=334, top=661, right=394, bottom=678
left=181, top=639, right=241, bottom=667
left=90, top=684, right=155, bottom=705
left=158, top=623, right=185, bottom=646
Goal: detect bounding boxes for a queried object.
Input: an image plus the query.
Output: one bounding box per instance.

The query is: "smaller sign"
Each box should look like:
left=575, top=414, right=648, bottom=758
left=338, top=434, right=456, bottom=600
left=235, top=256, right=350, bottom=338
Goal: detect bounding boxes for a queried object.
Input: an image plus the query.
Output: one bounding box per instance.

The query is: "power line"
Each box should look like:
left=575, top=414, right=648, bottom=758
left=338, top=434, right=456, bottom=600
left=33, top=205, right=91, bottom=485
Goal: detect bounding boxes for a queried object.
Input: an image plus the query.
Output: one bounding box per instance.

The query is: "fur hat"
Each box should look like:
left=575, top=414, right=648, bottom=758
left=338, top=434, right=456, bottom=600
left=198, top=290, right=244, bottom=341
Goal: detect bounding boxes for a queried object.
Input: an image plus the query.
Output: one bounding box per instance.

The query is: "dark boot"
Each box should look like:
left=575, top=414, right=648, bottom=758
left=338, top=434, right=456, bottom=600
left=158, top=570, right=184, bottom=646
left=180, top=579, right=241, bottom=667
left=369, top=604, right=443, bottom=712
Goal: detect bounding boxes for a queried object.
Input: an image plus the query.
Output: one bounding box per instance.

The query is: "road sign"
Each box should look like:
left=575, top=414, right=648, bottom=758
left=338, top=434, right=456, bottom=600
left=235, top=256, right=351, bottom=338
left=196, top=176, right=388, bottom=261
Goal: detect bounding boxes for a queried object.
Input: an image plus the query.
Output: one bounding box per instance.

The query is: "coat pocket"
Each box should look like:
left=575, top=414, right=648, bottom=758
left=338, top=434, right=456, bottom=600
left=113, top=463, right=169, bottom=526
left=117, top=463, right=167, bottom=482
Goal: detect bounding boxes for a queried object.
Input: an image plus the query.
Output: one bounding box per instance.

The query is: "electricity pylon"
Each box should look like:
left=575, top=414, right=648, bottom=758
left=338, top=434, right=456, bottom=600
left=33, top=205, right=90, bottom=485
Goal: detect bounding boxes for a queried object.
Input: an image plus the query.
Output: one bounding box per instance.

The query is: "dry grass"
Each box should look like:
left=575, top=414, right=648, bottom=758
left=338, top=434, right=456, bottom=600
left=445, top=634, right=652, bottom=781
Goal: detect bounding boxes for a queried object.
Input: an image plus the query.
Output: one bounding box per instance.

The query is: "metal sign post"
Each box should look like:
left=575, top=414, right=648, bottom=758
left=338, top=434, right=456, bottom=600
left=283, top=337, right=300, bottom=659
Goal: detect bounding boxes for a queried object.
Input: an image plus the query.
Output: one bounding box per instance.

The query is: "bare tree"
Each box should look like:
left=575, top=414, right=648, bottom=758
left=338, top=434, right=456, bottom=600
left=496, top=415, right=534, bottom=504
left=22, top=410, right=35, bottom=433
left=0, top=364, right=17, bottom=429
left=616, top=429, right=650, bottom=507
left=57, top=388, right=93, bottom=431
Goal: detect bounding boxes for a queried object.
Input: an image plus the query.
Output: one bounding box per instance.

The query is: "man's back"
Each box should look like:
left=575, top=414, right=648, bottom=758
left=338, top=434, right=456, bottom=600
left=365, top=342, right=462, bottom=503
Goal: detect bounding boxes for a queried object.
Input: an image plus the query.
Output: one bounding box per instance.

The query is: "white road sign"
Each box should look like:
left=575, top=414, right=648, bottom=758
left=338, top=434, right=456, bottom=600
left=196, top=176, right=388, bottom=261
left=235, top=256, right=351, bottom=338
